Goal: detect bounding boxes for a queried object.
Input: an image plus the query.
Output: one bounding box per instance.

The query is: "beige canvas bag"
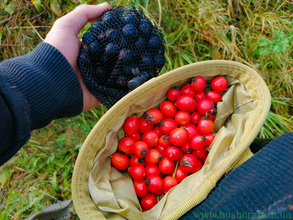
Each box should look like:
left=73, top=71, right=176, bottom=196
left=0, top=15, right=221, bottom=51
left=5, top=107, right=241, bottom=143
left=72, top=60, right=271, bottom=220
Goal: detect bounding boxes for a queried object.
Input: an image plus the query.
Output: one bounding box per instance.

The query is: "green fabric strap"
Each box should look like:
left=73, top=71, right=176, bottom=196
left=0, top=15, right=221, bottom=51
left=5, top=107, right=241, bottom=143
left=24, top=200, right=73, bottom=220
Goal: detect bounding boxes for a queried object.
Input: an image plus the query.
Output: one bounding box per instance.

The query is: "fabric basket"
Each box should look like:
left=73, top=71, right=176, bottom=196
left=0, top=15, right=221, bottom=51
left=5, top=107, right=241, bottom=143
left=72, top=60, right=271, bottom=220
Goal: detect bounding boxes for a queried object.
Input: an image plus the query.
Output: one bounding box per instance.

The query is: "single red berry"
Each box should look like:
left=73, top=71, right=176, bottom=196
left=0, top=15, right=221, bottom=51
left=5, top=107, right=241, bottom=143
left=138, top=117, right=154, bottom=133
left=190, top=112, right=202, bottom=124
left=159, top=157, right=175, bottom=174
left=167, top=87, right=181, bottom=101
left=145, top=175, right=163, bottom=193
left=192, top=148, right=208, bottom=159
left=190, top=135, right=206, bottom=150
left=197, top=99, right=214, bottom=116
left=175, top=110, right=191, bottom=126
left=144, top=108, right=164, bottom=124
left=211, top=76, right=228, bottom=92
left=118, top=137, right=135, bottom=155
left=159, top=118, right=178, bottom=134
left=160, top=100, right=178, bottom=118
left=179, top=154, right=199, bottom=173
left=111, top=152, right=129, bottom=170
left=180, top=83, right=196, bottom=97
left=173, top=166, right=189, bottom=182
left=169, top=127, right=188, bottom=146
left=158, top=135, right=171, bottom=148
left=206, top=90, right=222, bottom=103
left=163, top=176, right=178, bottom=193
left=145, top=148, right=163, bottom=165
left=133, top=179, right=149, bottom=198
left=142, top=130, right=159, bottom=147
left=145, top=164, right=161, bottom=178
left=197, top=118, right=214, bottom=134
left=130, top=155, right=145, bottom=166
left=204, top=133, right=215, bottom=146
left=175, top=95, right=197, bottom=112
left=191, top=76, right=206, bottom=91
left=123, top=115, right=139, bottom=135
left=128, top=165, right=146, bottom=180
left=194, top=90, right=206, bottom=101
left=140, top=193, right=157, bottom=210
left=133, top=141, right=149, bottom=157
left=165, top=146, right=182, bottom=161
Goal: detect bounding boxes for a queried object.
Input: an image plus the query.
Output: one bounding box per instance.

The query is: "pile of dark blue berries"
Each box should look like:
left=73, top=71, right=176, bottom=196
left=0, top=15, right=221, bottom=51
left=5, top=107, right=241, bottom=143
left=77, top=5, right=165, bottom=108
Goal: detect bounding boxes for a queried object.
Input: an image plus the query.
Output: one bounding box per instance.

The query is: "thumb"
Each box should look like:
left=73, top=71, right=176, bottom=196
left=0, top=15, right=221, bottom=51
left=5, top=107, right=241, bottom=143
left=54, top=3, right=110, bottom=35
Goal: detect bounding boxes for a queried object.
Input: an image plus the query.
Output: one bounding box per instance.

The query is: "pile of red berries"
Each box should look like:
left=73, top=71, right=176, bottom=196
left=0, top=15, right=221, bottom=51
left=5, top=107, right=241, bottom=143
left=110, top=75, right=228, bottom=211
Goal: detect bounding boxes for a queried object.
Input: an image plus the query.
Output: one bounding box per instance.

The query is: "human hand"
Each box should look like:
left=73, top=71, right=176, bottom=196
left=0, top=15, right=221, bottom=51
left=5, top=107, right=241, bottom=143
left=44, top=3, right=110, bottom=112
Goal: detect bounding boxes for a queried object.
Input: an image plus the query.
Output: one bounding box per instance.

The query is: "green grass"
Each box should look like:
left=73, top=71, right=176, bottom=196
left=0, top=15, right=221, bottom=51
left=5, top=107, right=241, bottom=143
left=0, top=0, right=292, bottom=219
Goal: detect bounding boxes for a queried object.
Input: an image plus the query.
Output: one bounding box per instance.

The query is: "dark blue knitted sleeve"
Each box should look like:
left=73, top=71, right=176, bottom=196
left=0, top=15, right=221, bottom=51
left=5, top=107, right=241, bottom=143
left=0, top=42, right=83, bottom=165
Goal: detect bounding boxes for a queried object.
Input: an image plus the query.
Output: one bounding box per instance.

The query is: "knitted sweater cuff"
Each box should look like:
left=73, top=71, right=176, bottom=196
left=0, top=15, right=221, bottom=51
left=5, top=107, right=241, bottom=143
left=0, top=42, right=83, bottom=130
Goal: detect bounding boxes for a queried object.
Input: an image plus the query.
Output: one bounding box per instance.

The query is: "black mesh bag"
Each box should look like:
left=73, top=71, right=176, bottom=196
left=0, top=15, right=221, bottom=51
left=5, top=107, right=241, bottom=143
left=77, top=5, right=166, bottom=109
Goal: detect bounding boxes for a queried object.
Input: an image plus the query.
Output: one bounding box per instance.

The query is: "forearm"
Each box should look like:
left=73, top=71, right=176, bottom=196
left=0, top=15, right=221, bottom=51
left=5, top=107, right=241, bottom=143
left=0, top=42, right=83, bottom=165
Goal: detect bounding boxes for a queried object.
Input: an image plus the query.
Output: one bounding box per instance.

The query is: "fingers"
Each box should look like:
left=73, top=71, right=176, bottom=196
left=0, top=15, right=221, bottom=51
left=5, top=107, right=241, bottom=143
left=54, top=3, right=110, bottom=35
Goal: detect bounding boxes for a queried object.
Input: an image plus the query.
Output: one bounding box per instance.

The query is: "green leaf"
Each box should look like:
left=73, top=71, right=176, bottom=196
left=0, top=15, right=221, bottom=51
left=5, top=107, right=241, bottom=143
left=57, top=133, right=66, bottom=142
left=258, top=38, right=270, bottom=47
left=50, top=0, right=62, bottom=17
left=4, top=5, right=14, bottom=14
left=31, top=0, right=42, bottom=13
left=52, top=171, right=61, bottom=193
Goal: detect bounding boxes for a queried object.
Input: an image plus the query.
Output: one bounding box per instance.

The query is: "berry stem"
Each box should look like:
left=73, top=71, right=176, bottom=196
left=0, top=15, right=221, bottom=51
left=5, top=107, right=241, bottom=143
left=173, top=160, right=179, bottom=178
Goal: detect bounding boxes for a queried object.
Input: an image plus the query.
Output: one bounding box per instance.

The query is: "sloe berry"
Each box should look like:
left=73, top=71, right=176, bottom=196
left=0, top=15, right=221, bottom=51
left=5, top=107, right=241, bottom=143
left=82, top=32, right=95, bottom=44
left=134, top=38, right=147, bottom=48
left=149, top=36, right=163, bottom=48
left=122, top=24, right=138, bottom=38
left=139, top=22, right=153, bottom=34
left=124, top=11, right=140, bottom=25
left=154, top=54, right=165, bottom=68
left=89, top=42, right=102, bottom=55
left=119, top=48, right=133, bottom=63
left=106, top=29, right=120, bottom=41
left=105, top=43, right=120, bottom=57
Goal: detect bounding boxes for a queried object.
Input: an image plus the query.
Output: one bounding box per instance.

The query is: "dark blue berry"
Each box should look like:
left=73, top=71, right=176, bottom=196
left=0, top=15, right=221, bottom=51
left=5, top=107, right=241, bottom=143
left=106, top=29, right=119, bottom=41
left=122, top=24, right=138, bottom=38
left=141, top=56, right=153, bottom=66
left=97, top=33, right=107, bottom=45
left=105, top=43, right=120, bottom=57
left=119, top=49, right=133, bottom=63
left=134, top=38, right=147, bottom=48
left=89, top=42, right=102, bottom=55
left=90, top=21, right=104, bottom=34
left=139, top=22, right=153, bottom=34
left=82, top=32, right=95, bottom=44
left=149, top=36, right=163, bottom=48
left=154, top=54, right=165, bottom=68
left=102, top=12, right=115, bottom=25
left=124, top=11, right=140, bottom=25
